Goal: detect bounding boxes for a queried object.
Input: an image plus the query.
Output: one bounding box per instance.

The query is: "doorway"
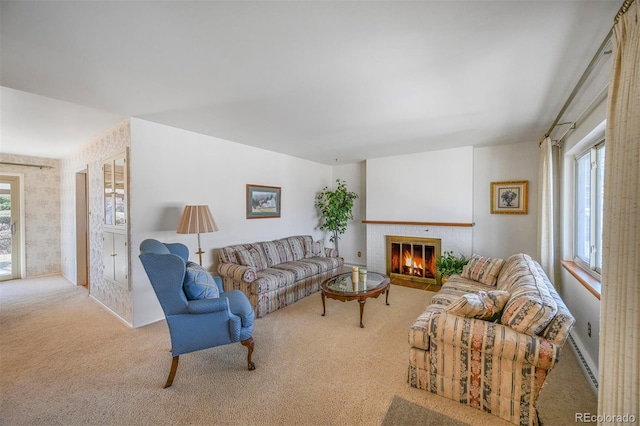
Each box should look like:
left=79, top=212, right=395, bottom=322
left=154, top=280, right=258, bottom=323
left=0, top=175, right=22, bottom=281
left=75, top=169, right=89, bottom=288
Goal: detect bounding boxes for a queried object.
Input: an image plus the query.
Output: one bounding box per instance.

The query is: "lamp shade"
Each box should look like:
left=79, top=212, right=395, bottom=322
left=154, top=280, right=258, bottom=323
left=176, top=205, right=218, bottom=234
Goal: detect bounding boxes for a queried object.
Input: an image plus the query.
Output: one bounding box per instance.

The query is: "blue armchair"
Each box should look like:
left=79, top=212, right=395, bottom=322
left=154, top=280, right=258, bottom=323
left=139, top=239, right=255, bottom=388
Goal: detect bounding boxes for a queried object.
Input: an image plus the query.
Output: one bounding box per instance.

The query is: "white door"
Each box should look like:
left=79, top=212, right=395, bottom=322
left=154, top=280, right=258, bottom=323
left=0, top=175, right=21, bottom=281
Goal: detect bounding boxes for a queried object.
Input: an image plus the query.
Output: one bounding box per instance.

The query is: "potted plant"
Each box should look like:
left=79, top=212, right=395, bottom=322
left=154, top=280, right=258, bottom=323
left=315, top=179, right=358, bottom=257
left=435, top=251, right=469, bottom=284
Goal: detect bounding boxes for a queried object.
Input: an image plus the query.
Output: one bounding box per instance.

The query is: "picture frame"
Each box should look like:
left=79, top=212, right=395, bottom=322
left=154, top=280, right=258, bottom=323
left=491, top=181, right=528, bottom=214
left=246, top=184, right=281, bottom=219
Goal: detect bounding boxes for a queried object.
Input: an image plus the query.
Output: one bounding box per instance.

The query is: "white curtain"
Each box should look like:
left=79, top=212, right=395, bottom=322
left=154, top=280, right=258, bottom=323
left=598, top=0, right=640, bottom=422
left=537, top=137, right=556, bottom=284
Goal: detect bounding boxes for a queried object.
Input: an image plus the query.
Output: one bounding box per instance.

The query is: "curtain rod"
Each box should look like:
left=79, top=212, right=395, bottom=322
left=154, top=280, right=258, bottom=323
left=0, top=161, right=54, bottom=170
left=615, top=0, right=635, bottom=23
left=543, top=0, right=633, bottom=142
left=543, top=27, right=613, bottom=140
left=554, top=85, right=610, bottom=144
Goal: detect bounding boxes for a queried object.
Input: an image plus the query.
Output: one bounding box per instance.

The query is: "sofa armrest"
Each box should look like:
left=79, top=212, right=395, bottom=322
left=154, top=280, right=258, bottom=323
left=409, top=305, right=446, bottom=350
left=217, top=263, right=257, bottom=283
left=430, top=312, right=561, bottom=370
left=324, top=247, right=338, bottom=257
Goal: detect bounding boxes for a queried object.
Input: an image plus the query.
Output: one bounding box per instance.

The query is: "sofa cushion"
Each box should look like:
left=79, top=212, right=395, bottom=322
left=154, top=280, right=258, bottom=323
left=300, top=235, right=315, bottom=257
left=183, top=262, right=220, bottom=300
left=445, top=290, right=510, bottom=321
left=246, top=244, right=268, bottom=269
left=275, top=239, right=294, bottom=262
left=298, top=256, right=342, bottom=272
left=261, top=241, right=285, bottom=267
left=285, top=236, right=307, bottom=261
left=310, top=240, right=326, bottom=257
left=219, top=244, right=268, bottom=271
left=254, top=268, right=297, bottom=293
left=496, top=253, right=531, bottom=292
left=431, top=276, right=496, bottom=306
left=501, top=259, right=558, bottom=335
left=272, top=260, right=321, bottom=278
left=535, top=263, right=575, bottom=346
left=461, top=254, right=505, bottom=286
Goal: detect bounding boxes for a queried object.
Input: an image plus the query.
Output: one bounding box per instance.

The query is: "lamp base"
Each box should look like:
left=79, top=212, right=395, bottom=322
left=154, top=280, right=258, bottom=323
left=196, top=248, right=204, bottom=266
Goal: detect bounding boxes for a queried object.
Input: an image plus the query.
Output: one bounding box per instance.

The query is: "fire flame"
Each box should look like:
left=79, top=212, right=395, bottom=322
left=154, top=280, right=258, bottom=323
left=404, top=252, right=424, bottom=271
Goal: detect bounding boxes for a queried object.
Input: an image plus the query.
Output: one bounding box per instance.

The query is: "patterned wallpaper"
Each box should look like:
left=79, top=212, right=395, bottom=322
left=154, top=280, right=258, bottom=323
left=61, top=119, right=132, bottom=325
left=0, top=154, right=61, bottom=277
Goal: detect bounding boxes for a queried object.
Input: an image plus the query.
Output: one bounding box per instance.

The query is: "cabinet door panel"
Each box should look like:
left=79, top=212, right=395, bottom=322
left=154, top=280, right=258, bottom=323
left=103, top=234, right=115, bottom=281
left=113, top=233, right=128, bottom=283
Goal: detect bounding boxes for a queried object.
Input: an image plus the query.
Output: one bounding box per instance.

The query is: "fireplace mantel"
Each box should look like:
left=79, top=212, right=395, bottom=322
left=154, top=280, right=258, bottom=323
left=363, top=220, right=474, bottom=227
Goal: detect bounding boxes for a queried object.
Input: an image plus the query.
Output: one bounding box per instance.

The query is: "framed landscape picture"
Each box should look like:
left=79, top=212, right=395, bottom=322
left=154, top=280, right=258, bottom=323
left=247, top=184, right=281, bottom=219
left=491, top=181, right=528, bottom=214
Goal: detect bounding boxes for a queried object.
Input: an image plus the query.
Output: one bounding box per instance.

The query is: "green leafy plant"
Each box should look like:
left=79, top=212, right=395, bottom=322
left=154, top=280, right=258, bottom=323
left=0, top=195, right=10, bottom=211
left=315, top=179, right=358, bottom=256
left=435, top=251, right=469, bottom=279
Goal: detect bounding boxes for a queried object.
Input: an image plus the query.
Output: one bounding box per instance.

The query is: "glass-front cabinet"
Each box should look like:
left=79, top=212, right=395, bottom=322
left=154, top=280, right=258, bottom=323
left=104, top=156, right=126, bottom=226
left=103, top=151, right=129, bottom=289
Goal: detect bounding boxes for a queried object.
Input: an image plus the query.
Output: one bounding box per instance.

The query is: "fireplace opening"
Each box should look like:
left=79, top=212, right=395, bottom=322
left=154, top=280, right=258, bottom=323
left=386, top=236, right=441, bottom=285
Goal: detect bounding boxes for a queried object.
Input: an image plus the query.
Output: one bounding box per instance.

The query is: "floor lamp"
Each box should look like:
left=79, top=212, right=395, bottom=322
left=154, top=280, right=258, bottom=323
left=176, top=205, right=218, bottom=265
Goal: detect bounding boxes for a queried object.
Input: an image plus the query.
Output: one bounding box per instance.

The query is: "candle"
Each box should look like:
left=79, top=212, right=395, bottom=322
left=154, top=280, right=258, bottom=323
left=359, top=268, right=367, bottom=288
left=352, top=266, right=359, bottom=286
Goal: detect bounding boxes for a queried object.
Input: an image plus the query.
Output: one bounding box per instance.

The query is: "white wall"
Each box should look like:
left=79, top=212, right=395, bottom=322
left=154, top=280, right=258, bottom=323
left=61, top=120, right=132, bottom=324
left=366, top=147, right=473, bottom=223
left=472, top=141, right=539, bottom=259
left=129, top=118, right=332, bottom=327
left=557, top=96, right=607, bottom=381
left=364, top=147, right=474, bottom=273
left=331, top=162, right=366, bottom=266
left=0, top=155, right=60, bottom=277
left=560, top=268, right=600, bottom=383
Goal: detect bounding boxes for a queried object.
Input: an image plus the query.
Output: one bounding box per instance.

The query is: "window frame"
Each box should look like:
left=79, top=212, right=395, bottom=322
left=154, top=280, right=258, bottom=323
left=573, top=139, right=605, bottom=278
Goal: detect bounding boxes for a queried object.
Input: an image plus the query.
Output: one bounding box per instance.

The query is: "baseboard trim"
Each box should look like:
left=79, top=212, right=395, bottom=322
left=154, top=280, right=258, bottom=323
left=567, top=332, right=598, bottom=396
left=89, top=294, right=133, bottom=328
left=343, top=262, right=367, bottom=269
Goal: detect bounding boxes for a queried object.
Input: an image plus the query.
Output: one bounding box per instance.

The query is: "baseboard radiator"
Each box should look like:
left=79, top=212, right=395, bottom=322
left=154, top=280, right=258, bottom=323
left=568, top=333, right=599, bottom=392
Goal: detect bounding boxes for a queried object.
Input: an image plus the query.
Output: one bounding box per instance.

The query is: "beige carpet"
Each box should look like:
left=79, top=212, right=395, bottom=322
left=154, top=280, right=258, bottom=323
left=381, top=396, right=468, bottom=426
left=0, top=275, right=596, bottom=425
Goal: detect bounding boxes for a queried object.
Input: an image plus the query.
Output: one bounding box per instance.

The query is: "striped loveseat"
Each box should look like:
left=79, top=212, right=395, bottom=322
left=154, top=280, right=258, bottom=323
left=408, top=253, right=575, bottom=426
left=217, top=235, right=343, bottom=318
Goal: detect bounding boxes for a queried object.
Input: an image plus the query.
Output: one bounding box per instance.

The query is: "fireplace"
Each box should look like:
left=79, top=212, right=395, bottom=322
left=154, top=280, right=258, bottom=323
left=386, top=236, right=441, bottom=285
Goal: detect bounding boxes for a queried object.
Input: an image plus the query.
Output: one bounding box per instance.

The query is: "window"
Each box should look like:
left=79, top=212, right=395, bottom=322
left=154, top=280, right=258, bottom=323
left=575, top=141, right=605, bottom=274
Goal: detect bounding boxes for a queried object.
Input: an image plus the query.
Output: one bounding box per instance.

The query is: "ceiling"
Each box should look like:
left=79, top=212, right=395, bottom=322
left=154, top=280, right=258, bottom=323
left=0, top=1, right=621, bottom=165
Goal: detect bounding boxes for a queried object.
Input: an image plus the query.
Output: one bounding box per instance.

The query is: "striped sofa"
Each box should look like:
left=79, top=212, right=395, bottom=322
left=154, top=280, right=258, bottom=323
left=408, top=253, right=575, bottom=426
left=217, top=235, right=343, bottom=318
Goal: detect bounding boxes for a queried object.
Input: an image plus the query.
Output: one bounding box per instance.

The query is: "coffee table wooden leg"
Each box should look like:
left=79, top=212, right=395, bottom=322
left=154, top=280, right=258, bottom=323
left=359, top=300, right=366, bottom=328
left=386, top=287, right=390, bottom=305
left=321, top=292, right=326, bottom=316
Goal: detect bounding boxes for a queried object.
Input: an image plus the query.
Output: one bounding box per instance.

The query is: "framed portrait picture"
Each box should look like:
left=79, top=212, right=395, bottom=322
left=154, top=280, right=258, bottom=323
left=246, top=184, right=281, bottom=219
left=491, top=181, right=528, bottom=214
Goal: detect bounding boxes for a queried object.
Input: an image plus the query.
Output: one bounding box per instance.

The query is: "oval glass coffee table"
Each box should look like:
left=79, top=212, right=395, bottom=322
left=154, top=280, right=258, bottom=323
left=321, top=271, right=390, bottom=328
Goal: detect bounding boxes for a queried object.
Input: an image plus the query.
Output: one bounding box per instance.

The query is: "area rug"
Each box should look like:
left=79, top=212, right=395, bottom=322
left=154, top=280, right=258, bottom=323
left=381, top=395, right=470, bottom=426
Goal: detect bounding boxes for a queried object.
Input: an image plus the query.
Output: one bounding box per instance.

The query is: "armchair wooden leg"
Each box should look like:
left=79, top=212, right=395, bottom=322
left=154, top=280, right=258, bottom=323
left=241, top=337, right=256, bottom=371
left=164, top=356, right=179, bottom=388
